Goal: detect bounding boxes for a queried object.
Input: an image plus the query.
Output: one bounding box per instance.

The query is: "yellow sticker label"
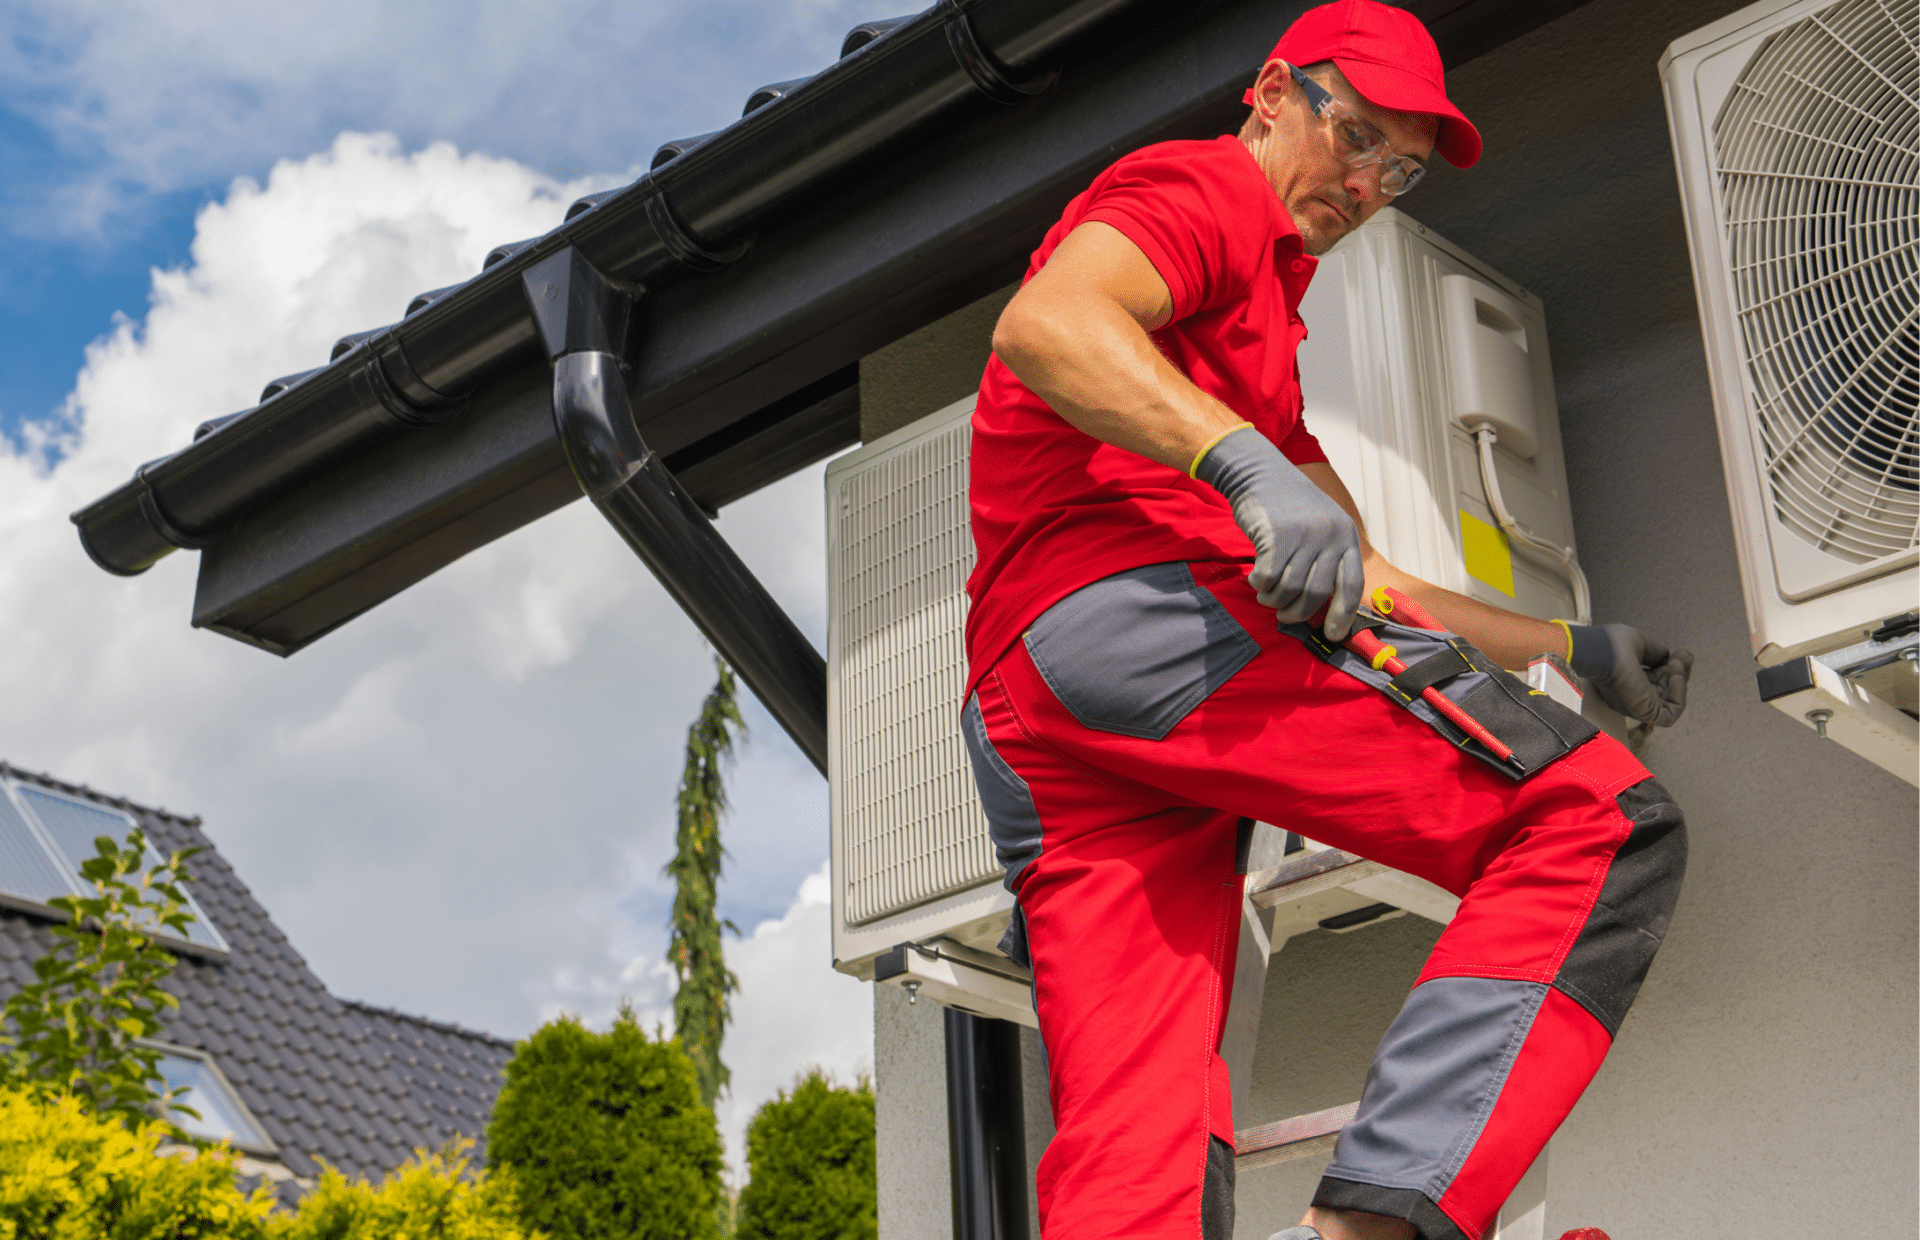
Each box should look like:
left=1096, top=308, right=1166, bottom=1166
left=1459, top=510, right=1515, bottom=596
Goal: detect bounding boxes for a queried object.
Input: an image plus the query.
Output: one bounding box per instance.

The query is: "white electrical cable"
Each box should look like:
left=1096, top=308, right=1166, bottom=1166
left=1469, top=424, right=1592, bottom=625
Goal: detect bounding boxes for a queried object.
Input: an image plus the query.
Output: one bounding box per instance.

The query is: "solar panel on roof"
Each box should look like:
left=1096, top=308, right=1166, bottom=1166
left=17, top=785, right=131, bottom=872
left=11, top=784, right=229, bottom=953
left=0, top=786, right=75, bottom=906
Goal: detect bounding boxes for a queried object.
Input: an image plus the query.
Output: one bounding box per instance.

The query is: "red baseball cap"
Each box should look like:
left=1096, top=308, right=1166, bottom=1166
left=1245, top=0, right=1482, bottom=168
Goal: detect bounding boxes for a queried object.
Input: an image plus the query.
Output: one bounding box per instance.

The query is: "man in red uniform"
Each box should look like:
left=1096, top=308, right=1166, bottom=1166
left=960, top=4, right=1693, bottom=1240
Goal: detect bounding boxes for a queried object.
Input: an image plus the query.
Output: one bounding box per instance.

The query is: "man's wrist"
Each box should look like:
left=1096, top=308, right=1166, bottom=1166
left=1188, top=422, right=1256, bottom=478
left=1550, top=618, right=1575, bottom=664
left=1564, top=623, right=1616, bottom=679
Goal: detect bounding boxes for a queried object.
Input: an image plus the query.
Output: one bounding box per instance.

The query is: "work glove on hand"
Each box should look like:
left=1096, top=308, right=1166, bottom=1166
left=1566, top=622, right=1694, bottom=728
left=1193, top=425, right=1364, bottom=640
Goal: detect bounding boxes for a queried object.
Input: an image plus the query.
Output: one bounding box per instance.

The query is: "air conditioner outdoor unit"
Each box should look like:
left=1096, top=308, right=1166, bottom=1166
left=1661, top=0, right=1918, bottom=783
left=826, top=209, right=1599, bottom=1016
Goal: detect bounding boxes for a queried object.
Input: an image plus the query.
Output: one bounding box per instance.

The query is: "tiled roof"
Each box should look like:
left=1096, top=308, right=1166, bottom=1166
left=0, top=761, right=516, bottom=1182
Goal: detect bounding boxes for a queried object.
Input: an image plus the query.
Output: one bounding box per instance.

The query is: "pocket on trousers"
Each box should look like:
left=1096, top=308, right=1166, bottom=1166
left=1280, top=613, right=1599, bottom=780
left=1024, top=562, right=1259, bottom=741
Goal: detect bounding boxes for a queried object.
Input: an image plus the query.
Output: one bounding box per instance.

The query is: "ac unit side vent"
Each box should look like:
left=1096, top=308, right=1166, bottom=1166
left=834, top=418, right=999, bottom=925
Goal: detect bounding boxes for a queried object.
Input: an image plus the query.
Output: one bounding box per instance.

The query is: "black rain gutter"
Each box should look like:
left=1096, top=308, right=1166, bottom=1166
left=71, top=0, right=1147, bottom=579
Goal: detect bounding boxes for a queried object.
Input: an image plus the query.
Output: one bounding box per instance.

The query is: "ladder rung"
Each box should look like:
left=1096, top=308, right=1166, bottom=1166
left=1234, top=1101, right=1359, bottom=1171
left=1246, top=848, right=1387, bottom=909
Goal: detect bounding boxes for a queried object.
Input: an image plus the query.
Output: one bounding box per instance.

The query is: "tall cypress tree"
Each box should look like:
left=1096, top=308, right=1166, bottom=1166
left=666, top=654, right=745, bottom=1110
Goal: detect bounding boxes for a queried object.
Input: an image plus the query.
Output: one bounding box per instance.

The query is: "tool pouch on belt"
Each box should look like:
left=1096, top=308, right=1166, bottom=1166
left=1280, top=610, right=1599, bottom=780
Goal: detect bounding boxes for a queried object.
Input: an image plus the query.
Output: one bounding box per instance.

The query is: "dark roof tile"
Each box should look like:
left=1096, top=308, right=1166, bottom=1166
left=0, top=762, right=511, bottom=1181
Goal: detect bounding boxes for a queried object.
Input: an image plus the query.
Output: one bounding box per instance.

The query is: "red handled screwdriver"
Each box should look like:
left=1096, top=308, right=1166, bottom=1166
left=1326, top=587, right=1520, bottom=765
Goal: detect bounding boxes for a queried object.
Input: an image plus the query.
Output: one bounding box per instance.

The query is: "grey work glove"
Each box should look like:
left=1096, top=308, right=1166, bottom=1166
left=1567, top=622, right=1694, bottom=728
left=1193, top=425, right=1364, bottom=640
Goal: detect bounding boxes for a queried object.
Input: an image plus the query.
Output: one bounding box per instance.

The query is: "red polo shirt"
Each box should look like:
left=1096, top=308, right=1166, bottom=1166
left=964, top=135, right=1326, bottom=698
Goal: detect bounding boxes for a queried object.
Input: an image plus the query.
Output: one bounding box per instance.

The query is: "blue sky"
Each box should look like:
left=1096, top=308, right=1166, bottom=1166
left=0, top=0, right=912, bottom=1173
left=0, top=0, right=903, bottom=444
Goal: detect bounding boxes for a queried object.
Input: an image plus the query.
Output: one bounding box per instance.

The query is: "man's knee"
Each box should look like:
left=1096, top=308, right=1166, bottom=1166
left=1551, top=779, right=1687, bottom=1036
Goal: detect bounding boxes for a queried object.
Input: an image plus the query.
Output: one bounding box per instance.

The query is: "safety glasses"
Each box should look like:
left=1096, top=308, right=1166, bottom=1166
left=1287, top=63, right=1428, bottom=197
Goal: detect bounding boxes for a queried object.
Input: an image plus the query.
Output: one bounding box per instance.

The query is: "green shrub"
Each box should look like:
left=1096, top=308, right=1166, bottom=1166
left=0, top=1086, right=539, bottom=1240
left=485, top=1007, right=723, bottom=1240
left=269, top=1141, right=535, bottom=1240
left=0, top=1084, right=276, bottom=1238
left=735, top=1072, right=875, bottom=1240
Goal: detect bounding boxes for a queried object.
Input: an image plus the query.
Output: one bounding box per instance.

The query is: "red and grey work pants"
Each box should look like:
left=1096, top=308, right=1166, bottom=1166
left=961, top=561, right=1685, bottom=1240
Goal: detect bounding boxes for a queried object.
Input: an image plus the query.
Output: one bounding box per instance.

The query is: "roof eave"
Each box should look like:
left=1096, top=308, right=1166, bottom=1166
left=73, top=0, right=1596, bottom=657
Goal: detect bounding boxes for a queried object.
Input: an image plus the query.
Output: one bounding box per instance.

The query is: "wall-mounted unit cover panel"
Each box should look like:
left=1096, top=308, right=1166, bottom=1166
left=1662, top=0, right=1917, bottom=662
left=1297, top=208, right=1580, bottom=627
left=1442, top=274, right=1540, bottom=459
left=828, top=396, right=997, bottom=940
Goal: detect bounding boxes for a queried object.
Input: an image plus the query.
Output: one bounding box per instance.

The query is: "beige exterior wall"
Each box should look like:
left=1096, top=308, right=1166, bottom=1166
left=860, top=285, right=1016, bottom=444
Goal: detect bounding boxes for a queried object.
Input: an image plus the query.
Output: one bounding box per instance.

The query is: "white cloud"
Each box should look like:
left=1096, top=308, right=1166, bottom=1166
left=0, top=127, right=850, bottom=1087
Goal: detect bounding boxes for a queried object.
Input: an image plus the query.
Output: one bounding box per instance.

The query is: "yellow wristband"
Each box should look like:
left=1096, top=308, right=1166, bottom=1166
left=1550, top=618, right=1575, bottom=663
left=1189, top=422, right=1256, bottom=478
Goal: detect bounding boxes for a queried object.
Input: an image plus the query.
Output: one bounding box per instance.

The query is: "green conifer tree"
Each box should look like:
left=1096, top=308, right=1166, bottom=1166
left=485, top=1006, right=724, bottom=1240
left=735, top=1071, right=877, bottom=1240
left=666, top=654, right=745, bottom=1110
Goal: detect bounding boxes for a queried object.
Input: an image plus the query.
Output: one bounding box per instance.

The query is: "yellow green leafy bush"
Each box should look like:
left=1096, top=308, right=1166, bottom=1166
left=270, top=1143, right=536, bottom=1240
left=0, top=1087, right=539, bottom=1240
left=0, top=1086, right=275, bottom=1239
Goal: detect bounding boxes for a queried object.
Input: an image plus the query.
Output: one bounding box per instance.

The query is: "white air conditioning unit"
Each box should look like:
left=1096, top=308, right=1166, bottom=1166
left=827, top=211, right=1597, bottom=1012
left=825, top=399, right=1036, bottom=1023
left=1300, top=207, right=1584, bottom=627
left=1661, top=0, right=1917, bottom=781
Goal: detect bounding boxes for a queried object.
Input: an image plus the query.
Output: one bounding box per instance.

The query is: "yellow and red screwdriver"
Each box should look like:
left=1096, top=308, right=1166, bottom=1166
left=1334, top=586, right=1520, bottom=766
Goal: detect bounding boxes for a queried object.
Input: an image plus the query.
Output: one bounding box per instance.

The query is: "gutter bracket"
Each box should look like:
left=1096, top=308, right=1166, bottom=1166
left=135, top=459, right=214, bottom=552
left=643, top=183, right=754, bottom=272
left=522, top=246, right=829, bottom=775
left=943, top=0, right=1059, bottom=105
left=351, top=332, right=465, bottom=430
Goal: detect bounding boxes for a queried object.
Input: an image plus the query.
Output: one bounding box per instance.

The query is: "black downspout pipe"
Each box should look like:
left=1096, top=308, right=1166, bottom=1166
left=945, top=1009, right=1030, bottom=1240
left=523, top=246, right=828, bottom=774
left=527, top=242, right=1028, bottom=1240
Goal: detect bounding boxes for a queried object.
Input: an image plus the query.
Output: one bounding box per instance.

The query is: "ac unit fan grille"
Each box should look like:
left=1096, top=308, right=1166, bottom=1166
left=1714, top=0, right=1918, bottom=565
left=834, top=422, right=998, bottom=925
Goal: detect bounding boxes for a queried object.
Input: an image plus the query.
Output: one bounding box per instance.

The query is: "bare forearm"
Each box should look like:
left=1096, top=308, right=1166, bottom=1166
left=1363, top=553, right=1564, bottom=670
left=994, top=295, right=1240, bottom=472
left=1295, top=463, right=1566, bottom=668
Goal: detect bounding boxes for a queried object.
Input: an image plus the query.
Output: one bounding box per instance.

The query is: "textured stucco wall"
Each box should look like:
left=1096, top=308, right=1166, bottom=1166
left=872, top=980, right=1056, bottom=1240
left=876, top=982, right=953, bottom=1240
left=860, top=284, right=1017, bottom=443
left=871, top=0, right=1917, bottom=1236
